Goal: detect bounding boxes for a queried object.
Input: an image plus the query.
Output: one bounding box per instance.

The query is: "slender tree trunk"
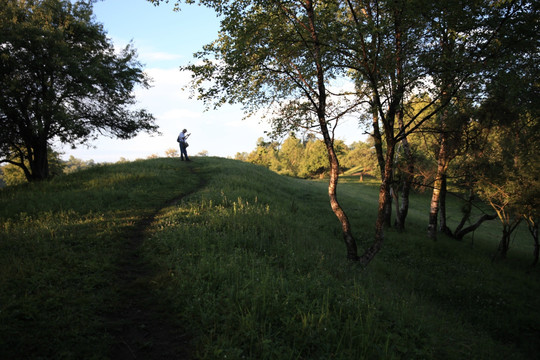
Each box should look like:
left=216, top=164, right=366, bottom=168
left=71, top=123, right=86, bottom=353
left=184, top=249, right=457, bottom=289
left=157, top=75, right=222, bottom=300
left=428, top=18, right=456, bottom=240
left=498, top=226, right=511, bottom=259
left=454, top=213, right=497, bottom=240
left=397, top=162, right=413, bottom=230
left=428, top=137, right=449, bottom=239
left=392, top=185, right=401, bottom=229
left=395, top=109, right=413, bottom=231
left=360, top=141, right=395, bottom=266
left=439, top=175, right=447, bottom=231
left=370, top=108, right=392, bottom=227
left=533, top=236, right=539, bottom=267
left=533, top=231, right=539, bottom=267
left=306, top=0, right=358, bottom=261
left=439, top=175, right=453, bottom=236
left=327, top=142, right=359, bottom=261
left=493, top=217, right=522, bottom=260
left=454, top=190, right=473, bottom=236
left=372, top=106, right=385, bottom=180
left=384, top=172, right=393, bottom=227
left=391, top=3, right=408, bottom=231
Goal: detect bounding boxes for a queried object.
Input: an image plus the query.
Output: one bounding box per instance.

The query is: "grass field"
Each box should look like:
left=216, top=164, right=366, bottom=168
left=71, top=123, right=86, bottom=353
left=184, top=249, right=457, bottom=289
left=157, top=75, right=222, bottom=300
left=0, top=157, right=538, bottom=359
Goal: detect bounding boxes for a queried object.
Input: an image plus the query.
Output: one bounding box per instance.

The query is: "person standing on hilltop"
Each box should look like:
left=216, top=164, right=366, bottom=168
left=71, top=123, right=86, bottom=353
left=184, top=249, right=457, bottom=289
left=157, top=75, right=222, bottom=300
left=177, top=129, right=191, bottom=161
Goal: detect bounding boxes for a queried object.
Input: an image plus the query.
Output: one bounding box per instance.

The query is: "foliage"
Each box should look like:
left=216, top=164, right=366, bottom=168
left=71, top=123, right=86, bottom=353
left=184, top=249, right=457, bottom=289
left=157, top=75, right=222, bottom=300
left=341, top=139, right=379, bottom=178
left=165, top=147, right=180, bottom=158
left=0, top=0, right=157, bottom=181
left=62, top=155, right=96, bottom=174
left=240, top=134, right=375, bottom=179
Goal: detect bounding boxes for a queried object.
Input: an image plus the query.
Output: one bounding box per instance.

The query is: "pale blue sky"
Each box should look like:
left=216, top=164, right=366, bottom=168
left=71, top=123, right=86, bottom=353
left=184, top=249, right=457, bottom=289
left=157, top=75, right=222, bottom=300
left=61, top=0, right=365, bottom=162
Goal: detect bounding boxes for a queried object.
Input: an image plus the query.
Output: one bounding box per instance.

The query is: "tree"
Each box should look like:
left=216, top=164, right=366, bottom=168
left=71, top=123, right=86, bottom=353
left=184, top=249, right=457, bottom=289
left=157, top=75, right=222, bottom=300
left=0, top=0, right=157, bottom=181
left=151, top=0, right=362, bottom=261
left=298, top=137, right=329, bottom=178
left=246, top=137, right=280, bottom=169
left=278, top=134, right=304, bottom=176
left=341, top=139, right=378, bottom=179
left=1, top=147, right=65, bottom=185
left=476, top=68, right=539, bottom=260
left=63, top=155, right=95, bottom=174
left=421, top=0, right=537, bottom=239
left=334, top=0, right=449, bottom=259
left=165, top=148, right=179, bottom=158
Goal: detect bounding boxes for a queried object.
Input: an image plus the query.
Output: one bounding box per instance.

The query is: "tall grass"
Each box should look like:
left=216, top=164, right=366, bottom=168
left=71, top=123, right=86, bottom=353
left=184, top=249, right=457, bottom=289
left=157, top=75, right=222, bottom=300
left=144, top=158, right=539, bottom=359
left=1, top=157, right=538, bottom=359
left=0, top=158, right=200, bottom=358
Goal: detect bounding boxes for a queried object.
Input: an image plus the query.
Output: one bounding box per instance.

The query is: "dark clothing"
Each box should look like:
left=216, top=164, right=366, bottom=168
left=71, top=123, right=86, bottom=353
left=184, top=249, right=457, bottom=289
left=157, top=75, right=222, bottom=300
left=179, top=140, right=189, bottom=161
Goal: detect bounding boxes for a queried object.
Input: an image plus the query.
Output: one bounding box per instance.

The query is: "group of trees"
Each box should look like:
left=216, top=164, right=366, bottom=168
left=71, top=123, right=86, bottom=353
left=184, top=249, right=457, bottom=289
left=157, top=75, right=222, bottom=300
left=235, top=135, right=378, bottom=179
left=151, top=0, right=538, bottom=265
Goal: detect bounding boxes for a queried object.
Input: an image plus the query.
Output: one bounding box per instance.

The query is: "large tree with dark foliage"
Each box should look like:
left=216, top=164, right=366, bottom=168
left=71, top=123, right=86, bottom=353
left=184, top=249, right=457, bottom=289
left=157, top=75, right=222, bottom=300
left=0, top=0, right=157, bottom=181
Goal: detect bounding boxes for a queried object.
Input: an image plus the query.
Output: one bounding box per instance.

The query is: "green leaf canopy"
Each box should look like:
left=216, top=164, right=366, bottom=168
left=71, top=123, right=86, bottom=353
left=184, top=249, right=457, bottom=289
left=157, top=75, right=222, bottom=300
left=0, top=0, right=157, bottom=180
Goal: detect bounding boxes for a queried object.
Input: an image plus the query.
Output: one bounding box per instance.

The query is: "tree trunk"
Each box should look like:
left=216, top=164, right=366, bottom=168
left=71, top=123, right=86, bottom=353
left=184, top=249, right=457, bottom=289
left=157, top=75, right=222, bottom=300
left=27, top=139, right=49, bottom=181
left=454, top=213, right=497, bottom=240
left=371, top=106, right=392, bottom=227
left=395, top=108, right=413, bottom=231
left=360, top=143, right=395, bottom=266
left=384, top=173, right=393, bottom=227
left=498, top=226, right=511, bottom=259
left=396, top=165, right=412, bottom=231
left=533, top=231, right=539, bottom=267
left=371, top=105, right=385, bottom=181
left=493, top=217, right=522, bottom=260
left=392, top=186, right=401, bottom=230
left=527, top=219, right=539, bottom=266
left=428, top=132, right=449, bottom=240
left=454, top=190, right=473, bottom=236
left=327, top=144, right=359, bottom=261
left=439, top=175, right=453, bottom=236
left=306, top=0, right=358, bottom=261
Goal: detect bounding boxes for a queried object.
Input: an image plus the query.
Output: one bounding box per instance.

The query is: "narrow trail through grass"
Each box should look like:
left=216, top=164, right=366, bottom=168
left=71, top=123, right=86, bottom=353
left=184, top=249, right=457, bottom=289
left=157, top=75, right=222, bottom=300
left=107, top=162, right=205, bottom=359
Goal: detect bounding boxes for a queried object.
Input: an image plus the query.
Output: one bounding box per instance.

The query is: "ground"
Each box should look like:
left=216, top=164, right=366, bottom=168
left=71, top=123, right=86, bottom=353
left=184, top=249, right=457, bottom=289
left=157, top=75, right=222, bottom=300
left=105, top=165, right=204, bottom=359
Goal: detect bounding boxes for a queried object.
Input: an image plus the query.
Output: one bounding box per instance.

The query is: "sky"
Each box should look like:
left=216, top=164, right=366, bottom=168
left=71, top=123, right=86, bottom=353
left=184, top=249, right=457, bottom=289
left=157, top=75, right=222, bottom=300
left=60, top=0, right=366, bottom=162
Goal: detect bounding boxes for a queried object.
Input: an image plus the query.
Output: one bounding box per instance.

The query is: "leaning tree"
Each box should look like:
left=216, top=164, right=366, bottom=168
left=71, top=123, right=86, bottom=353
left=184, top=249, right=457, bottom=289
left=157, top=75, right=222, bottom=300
left=0, top=0, right=157, bottom=181
left=150, top=0, right=363, bottom=260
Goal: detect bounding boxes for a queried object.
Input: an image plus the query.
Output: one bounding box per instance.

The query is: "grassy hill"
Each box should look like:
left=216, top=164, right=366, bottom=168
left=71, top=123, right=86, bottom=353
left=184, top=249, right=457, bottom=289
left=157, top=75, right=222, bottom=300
left=0, top=157, right=538, bottom=359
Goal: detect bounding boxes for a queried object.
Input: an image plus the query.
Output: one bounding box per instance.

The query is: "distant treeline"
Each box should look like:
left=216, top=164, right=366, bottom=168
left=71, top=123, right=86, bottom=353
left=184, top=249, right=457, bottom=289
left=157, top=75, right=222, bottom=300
left=235, top=134, right=379, bottom=180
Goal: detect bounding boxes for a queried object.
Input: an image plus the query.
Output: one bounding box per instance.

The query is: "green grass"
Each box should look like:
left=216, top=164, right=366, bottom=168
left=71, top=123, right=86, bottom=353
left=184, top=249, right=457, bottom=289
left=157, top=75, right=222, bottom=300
left=1, top=157, right=538, bottom=359
left=0, top=158, right=201, bottom=358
